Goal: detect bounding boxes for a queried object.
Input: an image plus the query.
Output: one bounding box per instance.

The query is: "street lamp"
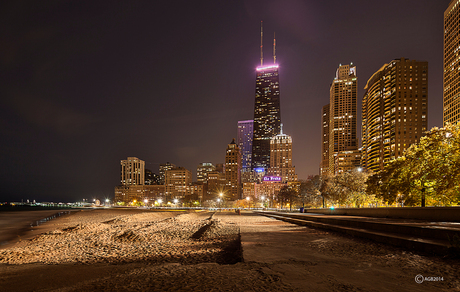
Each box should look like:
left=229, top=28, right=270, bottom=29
left=144, top=199, right=148, bottom=207
left=246, top=196, right=250, bottom=210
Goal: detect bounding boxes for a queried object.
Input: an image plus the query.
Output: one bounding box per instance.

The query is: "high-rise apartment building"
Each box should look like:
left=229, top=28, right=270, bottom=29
left=320, top=104, right=330, bottom=175
left=267, top=126, right=297, bottom=182
left=120, top=157, right=145, bottom=185
left=165, top=167, right=191, bottom=201
left=362, top=58, right=428, bottom=172
left=237, top=120, right=254, bottom=172
left=328, top=64, right=359, bottom=174
left=196, top=162, right=216, bottom=183
left=444, top=1, right=460, bottom=125
left=159, top=162, right=175, bottom=185
left=225, top=139, right=241, bottom=200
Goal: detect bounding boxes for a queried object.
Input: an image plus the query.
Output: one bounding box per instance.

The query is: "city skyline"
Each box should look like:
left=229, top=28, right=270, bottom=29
left=0, top=1, right=449, bottom=202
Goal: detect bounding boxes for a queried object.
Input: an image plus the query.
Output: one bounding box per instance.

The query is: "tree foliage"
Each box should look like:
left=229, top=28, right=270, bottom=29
left=325, top=170, right=371, bottom=207
left=299, top=176, right=326, bottom=207
left=276, top=186, right=299, bottom=210
left=367, top=123, right=460, bottom=206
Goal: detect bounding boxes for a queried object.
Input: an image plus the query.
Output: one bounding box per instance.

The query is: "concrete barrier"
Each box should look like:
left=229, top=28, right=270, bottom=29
left=304, top=206, right=460, bottom=222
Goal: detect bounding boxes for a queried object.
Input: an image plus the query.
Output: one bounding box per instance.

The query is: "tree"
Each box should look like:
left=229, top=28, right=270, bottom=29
left=367, top=123, right=460, bottom=206
left=300, top=175, right=328, bottom=208
left=276, top=186, right=299, bottom=210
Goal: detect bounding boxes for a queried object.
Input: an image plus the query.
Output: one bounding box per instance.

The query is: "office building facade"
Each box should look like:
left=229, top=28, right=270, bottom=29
left=165, top=167, right=192, bottom=201
left=159, top=162, right=176, bottom=185
left=196, top=162, right=216, bottom=183
left=237, top=120, right=254, bottom=174
left=252, top=64, right=282, bottom=171
left=225, top=139, right=241, bottom=200
left=328, top=64, right=359, bottom=174
left=267, top=126, right=297, bottom=182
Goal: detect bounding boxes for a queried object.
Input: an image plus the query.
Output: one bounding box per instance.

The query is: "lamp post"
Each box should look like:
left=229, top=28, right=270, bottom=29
left=173, top=198, right=179, bottom=208
left=246, top=196, right=250, bottom=210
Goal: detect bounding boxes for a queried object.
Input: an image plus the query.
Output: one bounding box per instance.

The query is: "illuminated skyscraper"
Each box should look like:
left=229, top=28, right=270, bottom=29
left=320, top=104, right=330, bottom=175
left=444, top=0, right=460, bottom=125
left=328, top=64, right=359, bottom=174
left=237, top=120, right=253, bottom=171
left=225, top=139, right=241, bottom=200
left=252, top=66, right=281, bottom=170
left=237, top=120, right=253, bottom=182
left=268, top=125, right=297, bottom=182
left=362, top=58, right=428, bottom=172
left=251, top=23, right=281, bottom=173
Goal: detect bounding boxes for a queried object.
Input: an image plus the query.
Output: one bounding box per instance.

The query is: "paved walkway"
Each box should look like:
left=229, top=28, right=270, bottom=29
left=232, top=211, right=458, bottom=291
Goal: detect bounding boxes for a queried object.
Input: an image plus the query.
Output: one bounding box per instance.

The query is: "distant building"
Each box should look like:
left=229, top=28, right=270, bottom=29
left=362, top=58, right=428, bottom=172
left=165, top=167, right=192, bottom=201
left=242, top=182, right=256, bottom=200
left=335, top=150, right=362, bottom=174
left=320, top=104, right=330, bottom=175
left=444, top=1, right=460, bottom=125
left=159, top=162, right=176, bottom=185
left=120, top=157, right=145, bottom=185
left=189, top=182, right=206, bottom=204
left=196, top=162, right=216, bottom=183
left=252, top=64, right=282, bottom=171
left=267, top=125, right=297, bottom=182
left=237, top=120, right=254, bottom=181
left=206, top=171, right=226, bottom=200
left=328, top=63, right=359, bottom=175
left=145, top=169, right=161, bottom=185
left=114, top=185, right=165, bottom=205
left=215, top=163, right=224, bottom=173
left=256, top=179, right=286, bottom=207
left=225, top=139, right=242, bottom=200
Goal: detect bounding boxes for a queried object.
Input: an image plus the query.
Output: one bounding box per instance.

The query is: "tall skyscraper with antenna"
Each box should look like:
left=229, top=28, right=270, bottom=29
left=251, top=22, right=281, bottom=172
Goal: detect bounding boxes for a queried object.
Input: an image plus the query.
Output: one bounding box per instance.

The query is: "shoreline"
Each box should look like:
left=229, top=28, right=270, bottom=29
left=0, top=209, right=81, bottom=249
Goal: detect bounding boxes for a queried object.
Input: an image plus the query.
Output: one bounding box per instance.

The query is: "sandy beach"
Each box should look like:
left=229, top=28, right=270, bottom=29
left=0, top=209, right=458, bottom=291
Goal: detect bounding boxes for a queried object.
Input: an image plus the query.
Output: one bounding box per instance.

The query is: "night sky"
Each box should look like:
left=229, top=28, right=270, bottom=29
left=0, top=0, right=450, bottom=202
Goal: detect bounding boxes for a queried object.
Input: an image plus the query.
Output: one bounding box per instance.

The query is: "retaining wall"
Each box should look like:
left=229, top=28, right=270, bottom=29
left=304, top=207, right=460, bottom=222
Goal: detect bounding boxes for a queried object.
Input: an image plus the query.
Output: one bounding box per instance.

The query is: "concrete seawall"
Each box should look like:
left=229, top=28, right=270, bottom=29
left=304, top=207, right=460, bottom=221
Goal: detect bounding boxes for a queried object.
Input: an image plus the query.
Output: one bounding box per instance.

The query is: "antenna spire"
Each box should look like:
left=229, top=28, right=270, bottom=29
left=260, top=21, right=263, bottom=66
left=273, top=32, right=276, bottom=64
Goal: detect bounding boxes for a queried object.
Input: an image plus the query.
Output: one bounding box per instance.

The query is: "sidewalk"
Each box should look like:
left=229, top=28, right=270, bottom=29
left=227, top=211, right=458, bottom=291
